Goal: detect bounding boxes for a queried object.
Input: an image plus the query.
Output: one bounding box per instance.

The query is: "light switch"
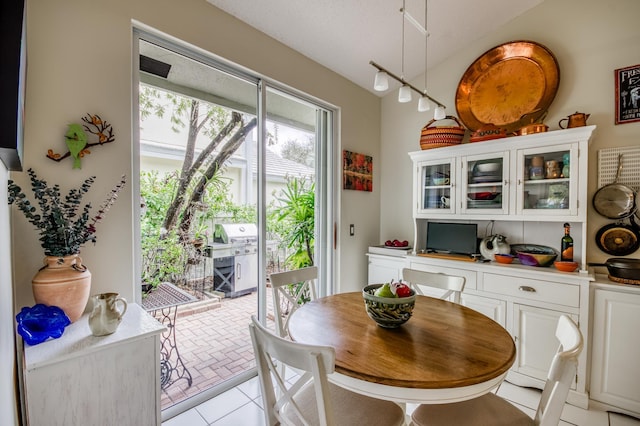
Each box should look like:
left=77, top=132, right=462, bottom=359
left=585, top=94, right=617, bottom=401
left=349, top=224, right=355, bottom=236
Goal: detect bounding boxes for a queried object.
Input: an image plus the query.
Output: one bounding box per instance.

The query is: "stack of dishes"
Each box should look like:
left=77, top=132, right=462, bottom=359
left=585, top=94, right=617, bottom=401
left=471, top=160, right=502, bottom=183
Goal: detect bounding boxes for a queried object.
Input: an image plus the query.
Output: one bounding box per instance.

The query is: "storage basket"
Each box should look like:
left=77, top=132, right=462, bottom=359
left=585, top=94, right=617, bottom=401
left=419, top=116, right=466, bottom=150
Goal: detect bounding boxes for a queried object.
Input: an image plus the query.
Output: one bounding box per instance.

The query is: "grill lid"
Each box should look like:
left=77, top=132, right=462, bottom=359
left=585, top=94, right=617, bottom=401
left=214, top=223, right=258, bottom=244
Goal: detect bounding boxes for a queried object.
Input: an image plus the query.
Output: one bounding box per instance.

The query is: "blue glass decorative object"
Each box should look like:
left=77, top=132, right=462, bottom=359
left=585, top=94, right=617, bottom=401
left=16, top=304, right=71, bottom=345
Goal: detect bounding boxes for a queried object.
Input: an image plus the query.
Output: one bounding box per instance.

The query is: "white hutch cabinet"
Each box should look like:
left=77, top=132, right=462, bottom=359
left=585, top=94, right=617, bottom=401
left=369, top=126, right=596, bottom=408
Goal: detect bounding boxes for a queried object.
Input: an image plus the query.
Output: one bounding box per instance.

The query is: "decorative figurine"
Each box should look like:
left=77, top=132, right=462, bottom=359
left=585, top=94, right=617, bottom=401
left=47, top=113, right=115, bottom=168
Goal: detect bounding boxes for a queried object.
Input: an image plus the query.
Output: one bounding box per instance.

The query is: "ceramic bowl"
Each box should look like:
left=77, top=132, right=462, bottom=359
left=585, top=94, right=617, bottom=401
left=432, top=177, right=450, bottom=185
left=554, top=261, right=579, bottom=272
left=473, top=161, right=502, bottom=173
left=494, top=253, right=515, bottom=264
left=362, top=284, right=416, bottom=328
left=517, top=251, right=558, bottom=267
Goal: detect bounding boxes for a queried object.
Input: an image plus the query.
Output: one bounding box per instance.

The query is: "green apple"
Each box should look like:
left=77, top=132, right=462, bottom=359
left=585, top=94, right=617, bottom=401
left=374, top=282, right=397, bottom=298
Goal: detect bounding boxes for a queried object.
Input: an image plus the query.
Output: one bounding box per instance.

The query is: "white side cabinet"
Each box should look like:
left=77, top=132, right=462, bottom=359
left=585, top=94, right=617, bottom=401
left=590, top=279, right=640, bottom=417
left=22, top=304, right=165, bottom=426
left=367, top=253, right=406, bottom=285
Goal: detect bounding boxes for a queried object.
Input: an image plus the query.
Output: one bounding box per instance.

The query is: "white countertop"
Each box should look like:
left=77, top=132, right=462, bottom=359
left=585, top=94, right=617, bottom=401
left=367, top=245, right=412, bottom=257
left=24, top=303, right=165, bottom=371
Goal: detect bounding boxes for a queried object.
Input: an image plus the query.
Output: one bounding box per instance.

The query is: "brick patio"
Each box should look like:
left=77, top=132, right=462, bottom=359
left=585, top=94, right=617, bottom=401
left=155, top=288, right=274, bottom=409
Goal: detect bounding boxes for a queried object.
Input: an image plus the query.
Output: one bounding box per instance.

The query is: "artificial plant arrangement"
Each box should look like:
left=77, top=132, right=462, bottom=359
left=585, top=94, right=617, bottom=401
left=7, top=168, right=126, bottom=257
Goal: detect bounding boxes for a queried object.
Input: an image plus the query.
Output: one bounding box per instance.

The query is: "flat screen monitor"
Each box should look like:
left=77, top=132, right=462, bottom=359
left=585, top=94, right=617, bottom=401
left=426, top=222, right=478, bottom=256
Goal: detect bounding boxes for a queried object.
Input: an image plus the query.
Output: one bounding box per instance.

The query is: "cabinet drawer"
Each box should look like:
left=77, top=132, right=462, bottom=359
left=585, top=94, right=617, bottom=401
left=482, top=273, right=579, bottom=307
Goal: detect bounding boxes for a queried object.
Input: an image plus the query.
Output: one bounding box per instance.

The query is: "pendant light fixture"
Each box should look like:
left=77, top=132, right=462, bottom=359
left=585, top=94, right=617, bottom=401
left=370, top=0, right=446, bottom=117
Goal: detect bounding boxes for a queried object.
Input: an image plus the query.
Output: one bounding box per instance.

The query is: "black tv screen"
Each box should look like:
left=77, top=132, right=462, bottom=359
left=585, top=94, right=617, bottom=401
left=426, top=222, right=478, bottom=255
left=0, top=0, right=26, bottom=171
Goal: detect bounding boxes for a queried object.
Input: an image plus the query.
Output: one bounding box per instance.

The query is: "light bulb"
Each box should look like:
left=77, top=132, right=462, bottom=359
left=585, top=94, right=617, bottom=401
left=434, top=106, right=446, bottom=120
left=418, top=96, right=431, bottom=112
left=373, top=71, right=389, bottom=91
left=398, top=85, right=412, bottom=103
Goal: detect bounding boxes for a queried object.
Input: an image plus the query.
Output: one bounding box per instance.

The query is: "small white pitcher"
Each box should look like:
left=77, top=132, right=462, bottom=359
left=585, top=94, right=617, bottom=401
left=88, top=292, right=127, bottom=336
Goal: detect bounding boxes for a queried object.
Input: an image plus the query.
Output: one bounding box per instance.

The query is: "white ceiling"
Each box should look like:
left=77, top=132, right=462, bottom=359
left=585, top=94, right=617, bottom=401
left=206, top=0, right=544, bottom=96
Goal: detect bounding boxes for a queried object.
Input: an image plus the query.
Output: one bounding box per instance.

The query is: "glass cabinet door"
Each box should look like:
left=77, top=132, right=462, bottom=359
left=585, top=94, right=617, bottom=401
left=461, top=152, right=509, bottom=214
left=517, top=143, right=577, bottom=216
left=417, top=158, right=456, bottom=214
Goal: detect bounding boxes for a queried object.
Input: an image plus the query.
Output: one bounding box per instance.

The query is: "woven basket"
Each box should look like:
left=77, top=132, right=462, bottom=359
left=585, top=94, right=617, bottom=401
left=420, top=116, right=466, bottom=150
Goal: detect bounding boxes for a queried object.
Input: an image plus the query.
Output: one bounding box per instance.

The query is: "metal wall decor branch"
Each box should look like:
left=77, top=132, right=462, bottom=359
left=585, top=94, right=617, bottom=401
left=46, top=113, right=115, bottom=169
left=369, top=60, right=446, bottom=108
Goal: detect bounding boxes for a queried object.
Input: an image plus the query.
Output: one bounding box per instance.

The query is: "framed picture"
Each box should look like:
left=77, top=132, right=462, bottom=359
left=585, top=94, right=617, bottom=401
left=615, top=64, right=640, bottom=125
left=342, top=150, right=372, bottom=192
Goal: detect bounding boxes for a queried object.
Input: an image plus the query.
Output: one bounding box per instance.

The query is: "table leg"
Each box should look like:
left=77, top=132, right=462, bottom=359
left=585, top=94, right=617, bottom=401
left=151, top=306, right=193, bottom=390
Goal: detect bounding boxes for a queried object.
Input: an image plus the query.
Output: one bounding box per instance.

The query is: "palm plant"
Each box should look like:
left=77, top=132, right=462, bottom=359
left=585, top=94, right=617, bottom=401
left=276, top=177, right=315, bottom=269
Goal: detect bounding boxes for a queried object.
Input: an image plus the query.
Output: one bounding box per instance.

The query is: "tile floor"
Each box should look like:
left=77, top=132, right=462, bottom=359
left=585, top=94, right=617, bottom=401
left=163, top=376, right=640, bottom=426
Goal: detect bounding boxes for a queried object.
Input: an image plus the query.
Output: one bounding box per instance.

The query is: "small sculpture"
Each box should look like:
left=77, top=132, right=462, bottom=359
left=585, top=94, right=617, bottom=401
left=47, top=113, right=115, bottom=168
left=65, top=123, right=88, bottom=169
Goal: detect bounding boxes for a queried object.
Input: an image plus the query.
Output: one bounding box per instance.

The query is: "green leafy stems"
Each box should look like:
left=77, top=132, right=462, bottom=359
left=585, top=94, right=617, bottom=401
left=7, top=169, right=126, bottom=257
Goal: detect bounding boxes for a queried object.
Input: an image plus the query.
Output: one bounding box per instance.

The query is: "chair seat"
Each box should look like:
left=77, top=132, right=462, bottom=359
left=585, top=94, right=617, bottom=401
left=411, top=392, right=534, bottom=426
left=283, top=381, right=405, bottom=426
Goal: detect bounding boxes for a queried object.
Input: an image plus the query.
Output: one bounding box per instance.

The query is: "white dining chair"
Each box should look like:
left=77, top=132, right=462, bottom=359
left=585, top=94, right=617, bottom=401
left=411, top=314, right=584, bottom=426
left=270, top=266, right=318, bottom=338
left=401, top=268, right=465, bottom=303
left=249, top=315, right=405, bottom=426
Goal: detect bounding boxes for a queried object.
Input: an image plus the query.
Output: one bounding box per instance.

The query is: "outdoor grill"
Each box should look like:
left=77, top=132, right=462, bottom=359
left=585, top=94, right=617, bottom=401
left=209, top=223, right=258, bottom=298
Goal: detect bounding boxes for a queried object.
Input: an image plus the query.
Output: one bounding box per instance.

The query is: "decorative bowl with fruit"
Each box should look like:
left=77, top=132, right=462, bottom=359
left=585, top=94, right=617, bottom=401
left=362, top=282, right=416, bottom=328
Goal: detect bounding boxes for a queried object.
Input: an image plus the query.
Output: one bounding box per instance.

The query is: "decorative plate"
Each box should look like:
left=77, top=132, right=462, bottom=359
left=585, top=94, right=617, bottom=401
left=455, top=41, right=560, bottom=133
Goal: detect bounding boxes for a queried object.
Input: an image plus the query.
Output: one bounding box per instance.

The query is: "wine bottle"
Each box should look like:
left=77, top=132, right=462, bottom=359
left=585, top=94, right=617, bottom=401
left=561, top=222, right=574, bottom=261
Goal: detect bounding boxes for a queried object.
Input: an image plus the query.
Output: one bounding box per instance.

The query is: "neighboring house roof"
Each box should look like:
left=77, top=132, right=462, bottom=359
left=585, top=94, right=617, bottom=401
left=253, top=148, right=314, bottom=182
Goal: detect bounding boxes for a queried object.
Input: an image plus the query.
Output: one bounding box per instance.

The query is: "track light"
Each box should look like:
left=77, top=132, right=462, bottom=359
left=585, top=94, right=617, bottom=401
left=369, top=61, right=446, bottom=113
left=418, top=95, right=431, bottom=112
left=374, top=71, right=389, bottom=91
left=369, top=0, right=446, bottom=116
left=398, top=85, right=412, bottom=103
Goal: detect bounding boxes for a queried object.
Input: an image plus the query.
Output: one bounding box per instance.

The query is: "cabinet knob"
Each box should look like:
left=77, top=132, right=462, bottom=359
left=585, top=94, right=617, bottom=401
left=518, top=286, right=536, bottom=292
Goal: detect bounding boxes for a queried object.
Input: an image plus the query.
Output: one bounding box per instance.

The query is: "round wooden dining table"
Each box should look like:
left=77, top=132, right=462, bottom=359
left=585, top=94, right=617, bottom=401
left=288, top=292, right=516, bottom=404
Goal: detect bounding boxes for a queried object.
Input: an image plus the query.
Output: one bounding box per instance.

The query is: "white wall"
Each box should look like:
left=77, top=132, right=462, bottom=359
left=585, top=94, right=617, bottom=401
left=12, top=0, right=381, bottom=316
left=0, top=162, right=19, bottom=425
left=380, top=0, right=640, bottom=264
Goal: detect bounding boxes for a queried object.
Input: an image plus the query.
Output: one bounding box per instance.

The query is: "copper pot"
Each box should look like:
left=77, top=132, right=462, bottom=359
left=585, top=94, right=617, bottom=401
left=559, top=112, right=590, bottom=129
left=514, top=109, right=548, bottom=135
left=516, top=122, right=549, bottom=135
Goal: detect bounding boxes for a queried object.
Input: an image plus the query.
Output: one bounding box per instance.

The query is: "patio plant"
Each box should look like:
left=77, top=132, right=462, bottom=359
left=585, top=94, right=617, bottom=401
left=276, top=176, right=315, bottom=269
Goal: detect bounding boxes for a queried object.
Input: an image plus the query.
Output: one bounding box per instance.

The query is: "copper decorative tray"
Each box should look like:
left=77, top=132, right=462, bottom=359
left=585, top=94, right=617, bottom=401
left=455, top=41, right=560, bottom=133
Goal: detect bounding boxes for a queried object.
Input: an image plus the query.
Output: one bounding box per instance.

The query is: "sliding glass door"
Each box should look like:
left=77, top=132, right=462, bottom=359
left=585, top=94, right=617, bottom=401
left=134, top=31, right=334, bottom=415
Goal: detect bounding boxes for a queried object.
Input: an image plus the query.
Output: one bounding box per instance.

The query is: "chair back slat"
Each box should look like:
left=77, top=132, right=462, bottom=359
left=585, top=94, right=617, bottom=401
left=402, top=268, right=465, bottom=303
left=270, top=266, right=318, bottom=337
left=249, top=315, right=335, bottom=426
